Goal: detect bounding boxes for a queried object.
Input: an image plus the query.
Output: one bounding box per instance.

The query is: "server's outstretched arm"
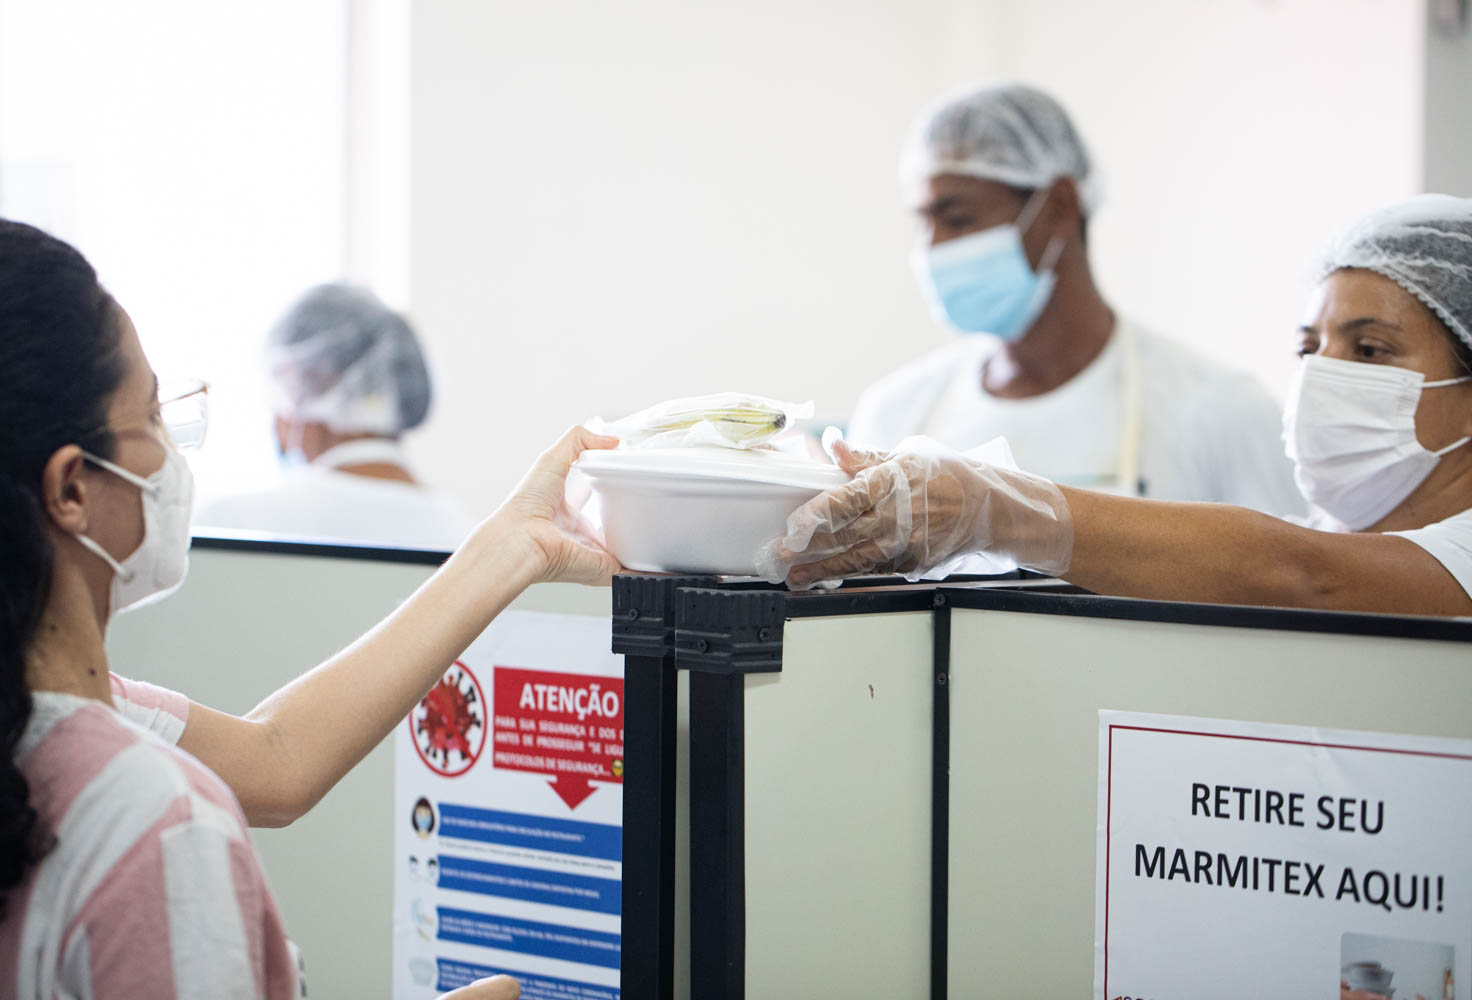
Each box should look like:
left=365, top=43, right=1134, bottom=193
left=1055, top=487, right=1469, bottom=616
left=178, top=427, right=621, bottom=827
left=762, top=437, right=1470, bottom=618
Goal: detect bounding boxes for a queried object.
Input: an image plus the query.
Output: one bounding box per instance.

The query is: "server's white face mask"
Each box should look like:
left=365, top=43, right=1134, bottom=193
left=1283, top=354, right=1472, bottom=529
left=74, top=446, right=195, bottom=615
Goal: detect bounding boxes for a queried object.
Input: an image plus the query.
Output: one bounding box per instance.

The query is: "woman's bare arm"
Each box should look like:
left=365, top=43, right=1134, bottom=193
left=176, top=427, right=620, bottom=826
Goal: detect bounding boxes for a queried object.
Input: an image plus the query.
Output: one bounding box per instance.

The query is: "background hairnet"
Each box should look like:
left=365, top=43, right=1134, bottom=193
left=1317, top=194, right=1472, bottom=354
left=266, top=283, right=433, bottom=435
left=900, top=82, right=1099, bottom=213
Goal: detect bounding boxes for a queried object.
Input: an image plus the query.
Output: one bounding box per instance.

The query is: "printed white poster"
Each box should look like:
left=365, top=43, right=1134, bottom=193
left=394, top=611, right=624, bottom=999
left=1096, top=711, right=1471, bottom=1000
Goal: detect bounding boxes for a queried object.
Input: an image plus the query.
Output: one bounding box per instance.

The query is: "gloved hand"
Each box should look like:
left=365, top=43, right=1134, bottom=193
left=755, top=434, right=1074, bottom=590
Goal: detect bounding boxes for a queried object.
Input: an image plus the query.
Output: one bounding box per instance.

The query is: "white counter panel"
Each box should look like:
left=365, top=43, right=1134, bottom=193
left=743, top=612, right=935, bottom=998
left=947, top=607, right=1472, bottom=996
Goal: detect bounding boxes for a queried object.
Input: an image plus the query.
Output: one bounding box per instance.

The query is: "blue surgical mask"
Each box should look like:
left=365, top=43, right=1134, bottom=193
left=911, top=188, right=1064, bottom=340
left=276, top=421, right=309, bottom=473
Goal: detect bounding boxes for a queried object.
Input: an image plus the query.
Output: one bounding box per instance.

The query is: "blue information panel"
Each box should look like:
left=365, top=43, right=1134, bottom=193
left=394, top=613, right=624, bottom=999
left=436, top=959, right=619, bottom=1000
left=437, top=854, right=621, bottom=915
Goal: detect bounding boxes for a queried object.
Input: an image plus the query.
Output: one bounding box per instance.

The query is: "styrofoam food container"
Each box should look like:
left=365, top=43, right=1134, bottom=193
left=576, top=446, right=850, bottom=575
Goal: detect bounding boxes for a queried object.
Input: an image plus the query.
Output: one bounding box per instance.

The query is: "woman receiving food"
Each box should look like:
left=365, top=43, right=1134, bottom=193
left=0, top=219, right=620, bottom=997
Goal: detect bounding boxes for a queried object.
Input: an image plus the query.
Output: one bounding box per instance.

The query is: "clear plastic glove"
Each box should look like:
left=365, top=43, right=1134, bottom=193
left=755, top=434, right=1074, bottom=590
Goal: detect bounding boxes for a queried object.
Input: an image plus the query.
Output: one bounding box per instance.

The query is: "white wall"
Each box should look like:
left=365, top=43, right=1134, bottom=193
left=404, top=0, right=990, bottom=511
left=981, top=0, right=1426, bottom=400
left=402, top=0, right=1435, bottom=513
left=346, top=0, right=413, bottom=309
left=5, top=1, right=1435, bottom=517
left=1423, top=1, right=1472, bottom=195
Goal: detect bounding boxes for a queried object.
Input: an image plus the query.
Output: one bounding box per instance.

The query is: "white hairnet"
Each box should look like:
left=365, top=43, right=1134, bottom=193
left=900, top=83, right=1098, bottom=213
left=266, top=284, right=432, bottom=436
left=1317, top=194, right=1472, bottom=354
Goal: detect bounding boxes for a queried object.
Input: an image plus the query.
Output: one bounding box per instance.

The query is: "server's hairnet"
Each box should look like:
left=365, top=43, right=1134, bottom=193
left=1317, top=194, right=1472, bottom=354
left=266, top=284, right=432, bottom=435
left=900, top=83, right=1098, bottom=213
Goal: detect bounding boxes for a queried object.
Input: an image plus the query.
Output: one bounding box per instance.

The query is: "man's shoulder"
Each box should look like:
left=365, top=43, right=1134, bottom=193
left=859, top=340, right=983, bottom=406
left=1130, top=322, right=1225, bottom=378
left=848, top=339, right=981, bottom=446
left=1129, top=322, right=1280, bottom=422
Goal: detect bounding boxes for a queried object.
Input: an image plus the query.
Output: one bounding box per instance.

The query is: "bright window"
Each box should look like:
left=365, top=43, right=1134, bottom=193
left=0, top=0, right=349, bottom=506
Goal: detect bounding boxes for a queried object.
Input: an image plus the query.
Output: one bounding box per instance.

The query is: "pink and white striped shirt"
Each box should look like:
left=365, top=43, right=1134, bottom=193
left=1, top=676, right=303, bottom=999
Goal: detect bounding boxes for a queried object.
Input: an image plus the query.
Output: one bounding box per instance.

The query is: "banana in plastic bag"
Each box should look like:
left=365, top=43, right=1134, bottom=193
left=588, top=393, right=815, bottom=450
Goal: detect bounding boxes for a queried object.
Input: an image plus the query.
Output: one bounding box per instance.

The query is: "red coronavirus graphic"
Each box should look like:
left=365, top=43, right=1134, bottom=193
left=408, top=660, right=486, bottom=777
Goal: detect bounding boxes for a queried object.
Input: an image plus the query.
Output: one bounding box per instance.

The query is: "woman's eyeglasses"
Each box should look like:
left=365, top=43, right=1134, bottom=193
left=157, top=378, right=210, bottom=450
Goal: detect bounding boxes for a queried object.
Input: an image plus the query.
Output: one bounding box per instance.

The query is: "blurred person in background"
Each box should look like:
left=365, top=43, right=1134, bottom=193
left=848, top=83, right=1304, bottom=516
left=197, top=284, right=475, bottom=549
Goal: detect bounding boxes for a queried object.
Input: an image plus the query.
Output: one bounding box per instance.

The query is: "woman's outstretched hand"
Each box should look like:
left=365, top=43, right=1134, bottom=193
left=495, top=425, right=623, bottom=586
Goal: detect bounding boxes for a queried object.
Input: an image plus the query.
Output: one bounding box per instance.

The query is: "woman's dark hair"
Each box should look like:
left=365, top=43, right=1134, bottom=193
left=0, top=219, right=125, bottom=909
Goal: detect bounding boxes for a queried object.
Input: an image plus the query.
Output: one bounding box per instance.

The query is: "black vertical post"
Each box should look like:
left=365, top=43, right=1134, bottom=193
left=615, top=575, right=713, bottom=1000
left=688, top=670, right=746, bottom=1000
left=931, top=596, right=952, bottom=1000
left=618, top=652, right=677, bottom=999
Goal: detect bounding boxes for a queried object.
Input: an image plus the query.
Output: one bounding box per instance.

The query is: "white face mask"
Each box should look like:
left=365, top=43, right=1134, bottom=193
left=75, top=445, right=195, bottom=615
left=1283, top=354, right=1472, bottom=529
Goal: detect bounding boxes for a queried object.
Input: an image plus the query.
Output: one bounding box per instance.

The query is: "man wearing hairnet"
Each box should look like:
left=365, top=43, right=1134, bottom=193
left=197, top=284, right=475, bottom=548
left=848, top=84, right=1304, bottom=514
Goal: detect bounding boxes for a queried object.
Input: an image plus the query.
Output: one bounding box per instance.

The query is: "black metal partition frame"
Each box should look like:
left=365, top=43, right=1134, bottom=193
left=612, top=575, right=1026, bottom=1000
left=612, top=575, right=712, bottom=1000
left=612, top=574, right=1472, bottom=1000
left=191, top=532, right=452, bottom=564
